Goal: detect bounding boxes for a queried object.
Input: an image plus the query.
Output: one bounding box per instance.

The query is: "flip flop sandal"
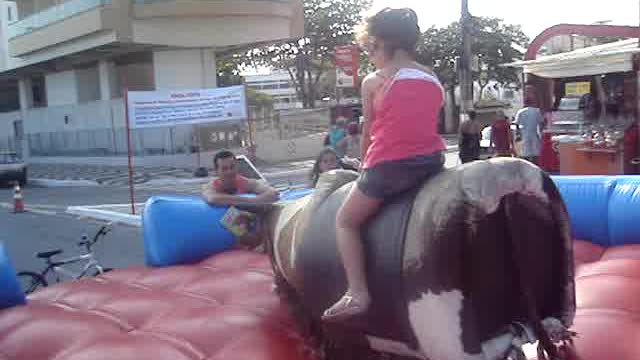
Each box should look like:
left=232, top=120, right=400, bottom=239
left=321, top=295, right=369, bottom=322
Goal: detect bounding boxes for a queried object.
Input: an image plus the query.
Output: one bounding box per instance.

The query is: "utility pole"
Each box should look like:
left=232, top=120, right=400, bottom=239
left=460, top=0, right=474, bottom=121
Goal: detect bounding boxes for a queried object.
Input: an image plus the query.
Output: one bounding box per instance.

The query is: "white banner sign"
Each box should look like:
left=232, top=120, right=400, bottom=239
left=127, top=85, right=247, bottom=128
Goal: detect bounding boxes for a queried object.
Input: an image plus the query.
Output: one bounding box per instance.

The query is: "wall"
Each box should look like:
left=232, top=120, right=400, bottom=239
left=152, top=49, right=216, bottom=90
left=0, top=110, right=19, bottom=151
left=76, top=65, right=100, bottom=103
left=115, top=62, right=154, bottom=92
left=45, top=70, right=78, bottom=106
left=0, top=2, right=17, bottom=71
left=133, top=16, right=292, bottom=49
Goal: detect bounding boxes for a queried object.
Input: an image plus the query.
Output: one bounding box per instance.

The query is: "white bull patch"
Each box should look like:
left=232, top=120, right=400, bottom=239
left=408, top=290, right=485, bottom=360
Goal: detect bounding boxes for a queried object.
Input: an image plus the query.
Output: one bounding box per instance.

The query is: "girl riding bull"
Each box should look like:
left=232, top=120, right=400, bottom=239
left=323, top=8, right=446, bottom=321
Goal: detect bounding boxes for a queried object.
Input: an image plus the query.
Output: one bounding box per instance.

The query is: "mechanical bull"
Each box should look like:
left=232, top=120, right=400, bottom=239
left=262, top=158, right=576, bottom=360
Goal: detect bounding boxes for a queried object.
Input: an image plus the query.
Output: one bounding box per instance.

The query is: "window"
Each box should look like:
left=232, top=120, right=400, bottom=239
left=7, top=7, right=11, bottom=22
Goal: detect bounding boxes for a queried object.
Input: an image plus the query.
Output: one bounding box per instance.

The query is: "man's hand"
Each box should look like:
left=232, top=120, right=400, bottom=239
left=342, top=157, right=361, bottom=170
left=254, top=189, right=280, bottom=204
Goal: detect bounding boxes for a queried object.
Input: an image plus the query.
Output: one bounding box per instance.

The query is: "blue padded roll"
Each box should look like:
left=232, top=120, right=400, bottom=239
left=280, top=188, right=313, bottom=201
left=551, top=176, right=617, bottom=246
left=608, top=177, right=640, bottom=246
left=143, top=196, right=236, bottom=267
left=0, top=243, right=26, bottom=309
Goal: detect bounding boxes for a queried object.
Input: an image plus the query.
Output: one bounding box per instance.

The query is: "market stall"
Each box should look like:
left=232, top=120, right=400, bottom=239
left=509, top=39, right=640, bottom=175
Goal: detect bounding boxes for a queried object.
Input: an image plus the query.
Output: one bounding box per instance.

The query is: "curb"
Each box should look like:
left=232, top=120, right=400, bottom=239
left=29, top=147, right=459, bottom=188
left=66, top=205, right=142, bottom=227
left=29, top=178, right=100, bottom=187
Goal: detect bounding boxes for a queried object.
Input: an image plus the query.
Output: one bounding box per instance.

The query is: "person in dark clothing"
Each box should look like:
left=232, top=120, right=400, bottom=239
left=458, top=110, right=482, bottom=163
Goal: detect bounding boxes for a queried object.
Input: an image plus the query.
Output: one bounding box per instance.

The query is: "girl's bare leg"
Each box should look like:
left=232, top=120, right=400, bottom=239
left=322, top=186, right=382, bottom=321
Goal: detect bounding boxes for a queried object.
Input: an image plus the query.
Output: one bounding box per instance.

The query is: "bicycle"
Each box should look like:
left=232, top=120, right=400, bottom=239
left=17, top=223, right=114, bottom=294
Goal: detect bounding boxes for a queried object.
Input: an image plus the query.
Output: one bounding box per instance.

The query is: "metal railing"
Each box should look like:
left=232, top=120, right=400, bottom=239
left=8, top=0, right=111, bottom=39
left=133, top=0, right=291, bottom=3
left=26, top=126, right=244, bottom=157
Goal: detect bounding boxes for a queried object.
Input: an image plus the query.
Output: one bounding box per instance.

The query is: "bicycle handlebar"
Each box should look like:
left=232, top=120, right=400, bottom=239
left=76, top=224, right=112, bottom=250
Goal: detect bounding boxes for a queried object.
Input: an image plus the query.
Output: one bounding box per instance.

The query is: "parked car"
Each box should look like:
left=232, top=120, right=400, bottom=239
left=0, top=151, right=27, bottom=186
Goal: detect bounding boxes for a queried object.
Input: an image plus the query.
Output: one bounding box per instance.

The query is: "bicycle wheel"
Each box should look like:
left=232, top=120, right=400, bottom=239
left=17, top=271, right=48, bottom=294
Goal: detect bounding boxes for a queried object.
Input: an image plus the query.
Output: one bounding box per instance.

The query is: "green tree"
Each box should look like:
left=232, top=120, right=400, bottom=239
left=471, top=17, right=529, bottom=98
left=216, top=53, right=243, bottom=87
left=416, top=17, right=527, bottom=132
left=245, top=0, right=371, bottom=108
left=417, top=17, right=529, bottom=101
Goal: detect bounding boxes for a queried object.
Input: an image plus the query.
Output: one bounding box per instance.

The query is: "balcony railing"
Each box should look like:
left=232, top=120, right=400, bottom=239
left=8, top=0, right=111, bottom=39
left=133, top=0, right=290, bottom=3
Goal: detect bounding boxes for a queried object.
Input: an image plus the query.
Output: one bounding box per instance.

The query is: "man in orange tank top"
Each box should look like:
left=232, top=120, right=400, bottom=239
left=202, top=150, right=279, bottom=250
left=202, top=150, right=278, bottom=206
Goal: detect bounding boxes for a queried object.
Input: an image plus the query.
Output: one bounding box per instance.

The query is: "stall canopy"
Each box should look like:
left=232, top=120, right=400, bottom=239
left=506, top=39, right=640, bottom=78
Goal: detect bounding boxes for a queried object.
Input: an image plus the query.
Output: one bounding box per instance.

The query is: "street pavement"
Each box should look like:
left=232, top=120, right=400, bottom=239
left=3, top=150, right=461, bottom=282
left=28, top=137, right=459, bottom=186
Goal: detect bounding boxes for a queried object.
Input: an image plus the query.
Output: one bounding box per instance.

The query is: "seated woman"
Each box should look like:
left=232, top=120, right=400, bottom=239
left=310, top=148, right=360, bottom=187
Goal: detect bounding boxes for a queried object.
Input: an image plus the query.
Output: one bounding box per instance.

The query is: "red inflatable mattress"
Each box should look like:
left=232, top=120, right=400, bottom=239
left=2, top=243, right=640, bottom=360
left=571, top=240, right=640, bottom=360
left=0, top=251, right=316, bottom=360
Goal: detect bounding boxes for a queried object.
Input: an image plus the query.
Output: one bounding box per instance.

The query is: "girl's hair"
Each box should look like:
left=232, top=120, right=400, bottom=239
left=357, top=7, right=420, bottom=58
left=310, top=148, right=339, bottom=187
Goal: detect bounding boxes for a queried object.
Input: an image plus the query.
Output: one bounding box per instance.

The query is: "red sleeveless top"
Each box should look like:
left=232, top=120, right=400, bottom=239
left=213, top=175, right=250, bottom=194
left=363, top=68, right=446, bottom=169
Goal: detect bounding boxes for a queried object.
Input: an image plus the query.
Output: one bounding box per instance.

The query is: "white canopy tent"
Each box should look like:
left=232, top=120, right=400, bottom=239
left=506, top=39, right=640, bottom=78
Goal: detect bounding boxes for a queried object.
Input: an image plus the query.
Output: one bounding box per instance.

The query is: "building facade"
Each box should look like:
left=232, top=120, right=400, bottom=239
left=0, top=0, right=303, bottom=158
left=245, top=70, right=302, bottom=111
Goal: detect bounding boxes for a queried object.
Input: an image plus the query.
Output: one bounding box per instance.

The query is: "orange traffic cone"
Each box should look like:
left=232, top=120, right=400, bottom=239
left=13, top=183, right=24, bottom=213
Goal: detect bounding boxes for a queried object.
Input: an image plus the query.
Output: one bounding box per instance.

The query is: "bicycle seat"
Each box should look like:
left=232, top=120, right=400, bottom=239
left=37, top=249, right=63, bottom=258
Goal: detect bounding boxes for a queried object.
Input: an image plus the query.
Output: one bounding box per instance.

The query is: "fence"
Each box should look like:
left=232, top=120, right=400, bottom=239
left=0, top=136, right=16, bottom=153
left=27, top=125, right=244, bottom=157
left=23, top=107, right=331, bottom=158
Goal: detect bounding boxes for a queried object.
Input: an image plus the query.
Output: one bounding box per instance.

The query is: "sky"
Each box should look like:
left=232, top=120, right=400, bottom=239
left=243, top=1, right=639, bottom=74
left=371, top=0, right=640, bottom=38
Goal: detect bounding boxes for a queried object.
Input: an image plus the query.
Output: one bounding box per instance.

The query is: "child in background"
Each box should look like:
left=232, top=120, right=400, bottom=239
left=338, top=122, right=362, bottom=159
left=327, top=118, right=347, bottom=157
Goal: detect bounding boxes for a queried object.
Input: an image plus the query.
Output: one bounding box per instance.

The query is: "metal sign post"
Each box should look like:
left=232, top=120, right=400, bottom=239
left=123, top=87, right=136, bottom=215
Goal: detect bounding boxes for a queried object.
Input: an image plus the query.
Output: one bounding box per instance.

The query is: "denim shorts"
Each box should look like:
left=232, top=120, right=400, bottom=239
left=357, top=152, right=445, bottom=199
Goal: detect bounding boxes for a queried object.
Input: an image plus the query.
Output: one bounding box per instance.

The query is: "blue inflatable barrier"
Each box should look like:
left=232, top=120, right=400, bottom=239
left=142, top=190, right=315, bottom=267
left=280, top=188, right=314, bottom=201
left=0, top=244, right=26, bottom=309
left=143, top=196, right=236, bottom=267
left=552, top=176, right=640, bottom=247
left=608, top=177, right=640, bottom=246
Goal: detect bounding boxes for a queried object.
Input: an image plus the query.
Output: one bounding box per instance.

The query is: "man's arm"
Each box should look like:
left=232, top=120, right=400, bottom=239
left=246, top=179, right=280, bottom=203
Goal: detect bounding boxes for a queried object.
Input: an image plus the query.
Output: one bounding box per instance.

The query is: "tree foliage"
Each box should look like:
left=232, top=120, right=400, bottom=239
left=244, top=0, right=371, bottom=108
left=417, top=17, right=529, bottom=98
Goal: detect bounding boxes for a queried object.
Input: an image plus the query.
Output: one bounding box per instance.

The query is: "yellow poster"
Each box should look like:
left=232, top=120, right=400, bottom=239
left=565, top=82, right=591, bottom=97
